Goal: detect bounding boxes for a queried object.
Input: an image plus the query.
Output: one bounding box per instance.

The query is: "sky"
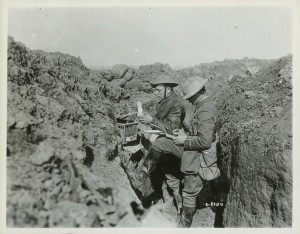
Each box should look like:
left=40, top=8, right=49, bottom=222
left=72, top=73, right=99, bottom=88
left=8, top=7, right=293, bottom=68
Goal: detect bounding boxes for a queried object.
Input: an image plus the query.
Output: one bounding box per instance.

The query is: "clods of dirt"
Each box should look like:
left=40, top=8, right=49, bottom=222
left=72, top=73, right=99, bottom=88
left=216, top=55, right=292, bottom=227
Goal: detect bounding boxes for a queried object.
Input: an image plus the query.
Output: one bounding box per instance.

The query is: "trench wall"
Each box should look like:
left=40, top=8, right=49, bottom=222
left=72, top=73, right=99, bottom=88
left=217, top=55, right=292, bottom=227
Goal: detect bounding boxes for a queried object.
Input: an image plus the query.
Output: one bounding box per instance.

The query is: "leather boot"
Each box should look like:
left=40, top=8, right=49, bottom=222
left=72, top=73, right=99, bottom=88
left=178, top=205, right=195, bottom=228
left=173, top=192, right=182, bottom=213
left=128, top=147, right=162, bottom=189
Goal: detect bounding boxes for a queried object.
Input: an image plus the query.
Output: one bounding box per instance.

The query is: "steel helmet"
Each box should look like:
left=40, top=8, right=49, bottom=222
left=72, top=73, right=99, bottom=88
left=182, top=76, right=208, bottom=100
left=151, top=74, right=179, bottom=87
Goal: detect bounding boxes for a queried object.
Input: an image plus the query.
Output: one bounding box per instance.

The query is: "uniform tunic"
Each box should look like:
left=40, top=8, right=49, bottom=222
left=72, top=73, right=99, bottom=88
left=181, top=95, right=220, bottom=207
left=181, top=95, right=219, bottom=180
left=151, top=91, right=186, bottom=134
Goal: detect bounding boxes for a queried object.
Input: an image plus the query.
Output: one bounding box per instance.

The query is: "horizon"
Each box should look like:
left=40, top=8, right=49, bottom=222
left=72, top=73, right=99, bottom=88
left=8, top=7, right=292, bottom=68
left=9, top=34, right=290, bottom=70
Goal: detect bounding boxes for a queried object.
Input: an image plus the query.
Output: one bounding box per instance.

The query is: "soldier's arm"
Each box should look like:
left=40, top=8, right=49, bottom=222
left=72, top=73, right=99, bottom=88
left=151, top=104, right=185, bottom=134
left=183, top=109, right=214, bottom=151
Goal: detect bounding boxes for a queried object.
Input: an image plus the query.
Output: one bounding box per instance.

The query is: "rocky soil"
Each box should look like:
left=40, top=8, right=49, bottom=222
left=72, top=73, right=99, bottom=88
left=6, top=37, right=175, bottom=227
left=6, top=36, right=292, bottom=228
left=216, top=55, right=292, bottom=227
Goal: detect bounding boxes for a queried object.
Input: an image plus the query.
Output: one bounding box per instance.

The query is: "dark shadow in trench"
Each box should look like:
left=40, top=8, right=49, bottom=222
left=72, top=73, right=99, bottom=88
left=84, top=146, right=94, bottom=168
left=189, top=141, right=231, bottom=227
left=129, top=152, right=182, bottom=209
left=195, top=174, right=231, bottom=227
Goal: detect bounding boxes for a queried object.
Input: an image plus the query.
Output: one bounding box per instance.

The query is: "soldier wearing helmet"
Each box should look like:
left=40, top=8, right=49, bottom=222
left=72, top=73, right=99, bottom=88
left=151, top=74, right=179, bottom=102
left=127, top=74, right=186, bottom=210
left=138, top=74, right=183, bottom=131
left=173, top=76, right=220, bottom=227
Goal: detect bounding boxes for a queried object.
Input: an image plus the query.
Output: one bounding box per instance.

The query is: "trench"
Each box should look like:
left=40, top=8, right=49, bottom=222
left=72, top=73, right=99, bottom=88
left=6, top=36, right=292, bottom=227
left=86, top=96, right=233, bottom=227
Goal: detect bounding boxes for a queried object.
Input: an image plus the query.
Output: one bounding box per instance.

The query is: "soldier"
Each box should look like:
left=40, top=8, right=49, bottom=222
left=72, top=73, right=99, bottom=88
left=128, top=74, right=186, bottom=208
left=173, top=76, right=220, bottom=227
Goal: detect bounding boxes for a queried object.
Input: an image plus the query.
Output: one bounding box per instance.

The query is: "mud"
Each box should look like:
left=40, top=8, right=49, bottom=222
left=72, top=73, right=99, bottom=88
left=7, top=36, right=175, bottom=227
left=216, top=55, right=292, bottom=227
left=7, top=36, right=292, bottom=228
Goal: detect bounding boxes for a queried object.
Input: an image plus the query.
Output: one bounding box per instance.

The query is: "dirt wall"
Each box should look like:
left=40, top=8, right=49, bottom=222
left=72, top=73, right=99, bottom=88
left=7, top=37, right=175, bottom=227
left=216, top=55, right=292, bottom=227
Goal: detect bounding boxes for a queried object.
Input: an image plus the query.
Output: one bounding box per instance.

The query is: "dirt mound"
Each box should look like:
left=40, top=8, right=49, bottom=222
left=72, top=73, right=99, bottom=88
left=138, top=62, right=173, bottom=83
left=216, top=55, right=292, bottom=227
left=173, top=57, right=273, bottom=100
left=90, top=64, right=137, bottom=89
left=7, top=37, right=176, bottom=227
left=91, top=62, right=172, bottom=94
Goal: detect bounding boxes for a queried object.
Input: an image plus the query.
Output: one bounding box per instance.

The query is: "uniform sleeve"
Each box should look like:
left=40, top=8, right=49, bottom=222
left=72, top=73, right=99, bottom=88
left=151, top=103, right=185, bottom=134
left=183, top=108, right=214, bottom=151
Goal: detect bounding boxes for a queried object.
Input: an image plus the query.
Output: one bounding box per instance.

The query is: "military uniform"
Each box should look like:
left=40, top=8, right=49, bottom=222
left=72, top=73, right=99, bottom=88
left=151, top=95, right=220, bottom=203
left=129, top=90, right=186, bottom=196
left=128, top=74, right=186, bottom=193
left=150, top=91, right=185, bottom=195
left=181, top=95, right=220, bottom=207
left=150, top=92, right=186, bottom=134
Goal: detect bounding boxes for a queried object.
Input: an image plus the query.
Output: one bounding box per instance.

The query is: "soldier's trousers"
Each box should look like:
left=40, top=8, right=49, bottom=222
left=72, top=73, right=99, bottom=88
left=151, top=137, right=203, bottom=207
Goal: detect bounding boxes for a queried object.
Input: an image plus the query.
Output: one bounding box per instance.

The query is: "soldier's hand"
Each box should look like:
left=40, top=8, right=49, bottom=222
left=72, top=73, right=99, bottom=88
left=173, top=132, right=187, bottom=146
left=138, top=112, right=153, bottom=124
